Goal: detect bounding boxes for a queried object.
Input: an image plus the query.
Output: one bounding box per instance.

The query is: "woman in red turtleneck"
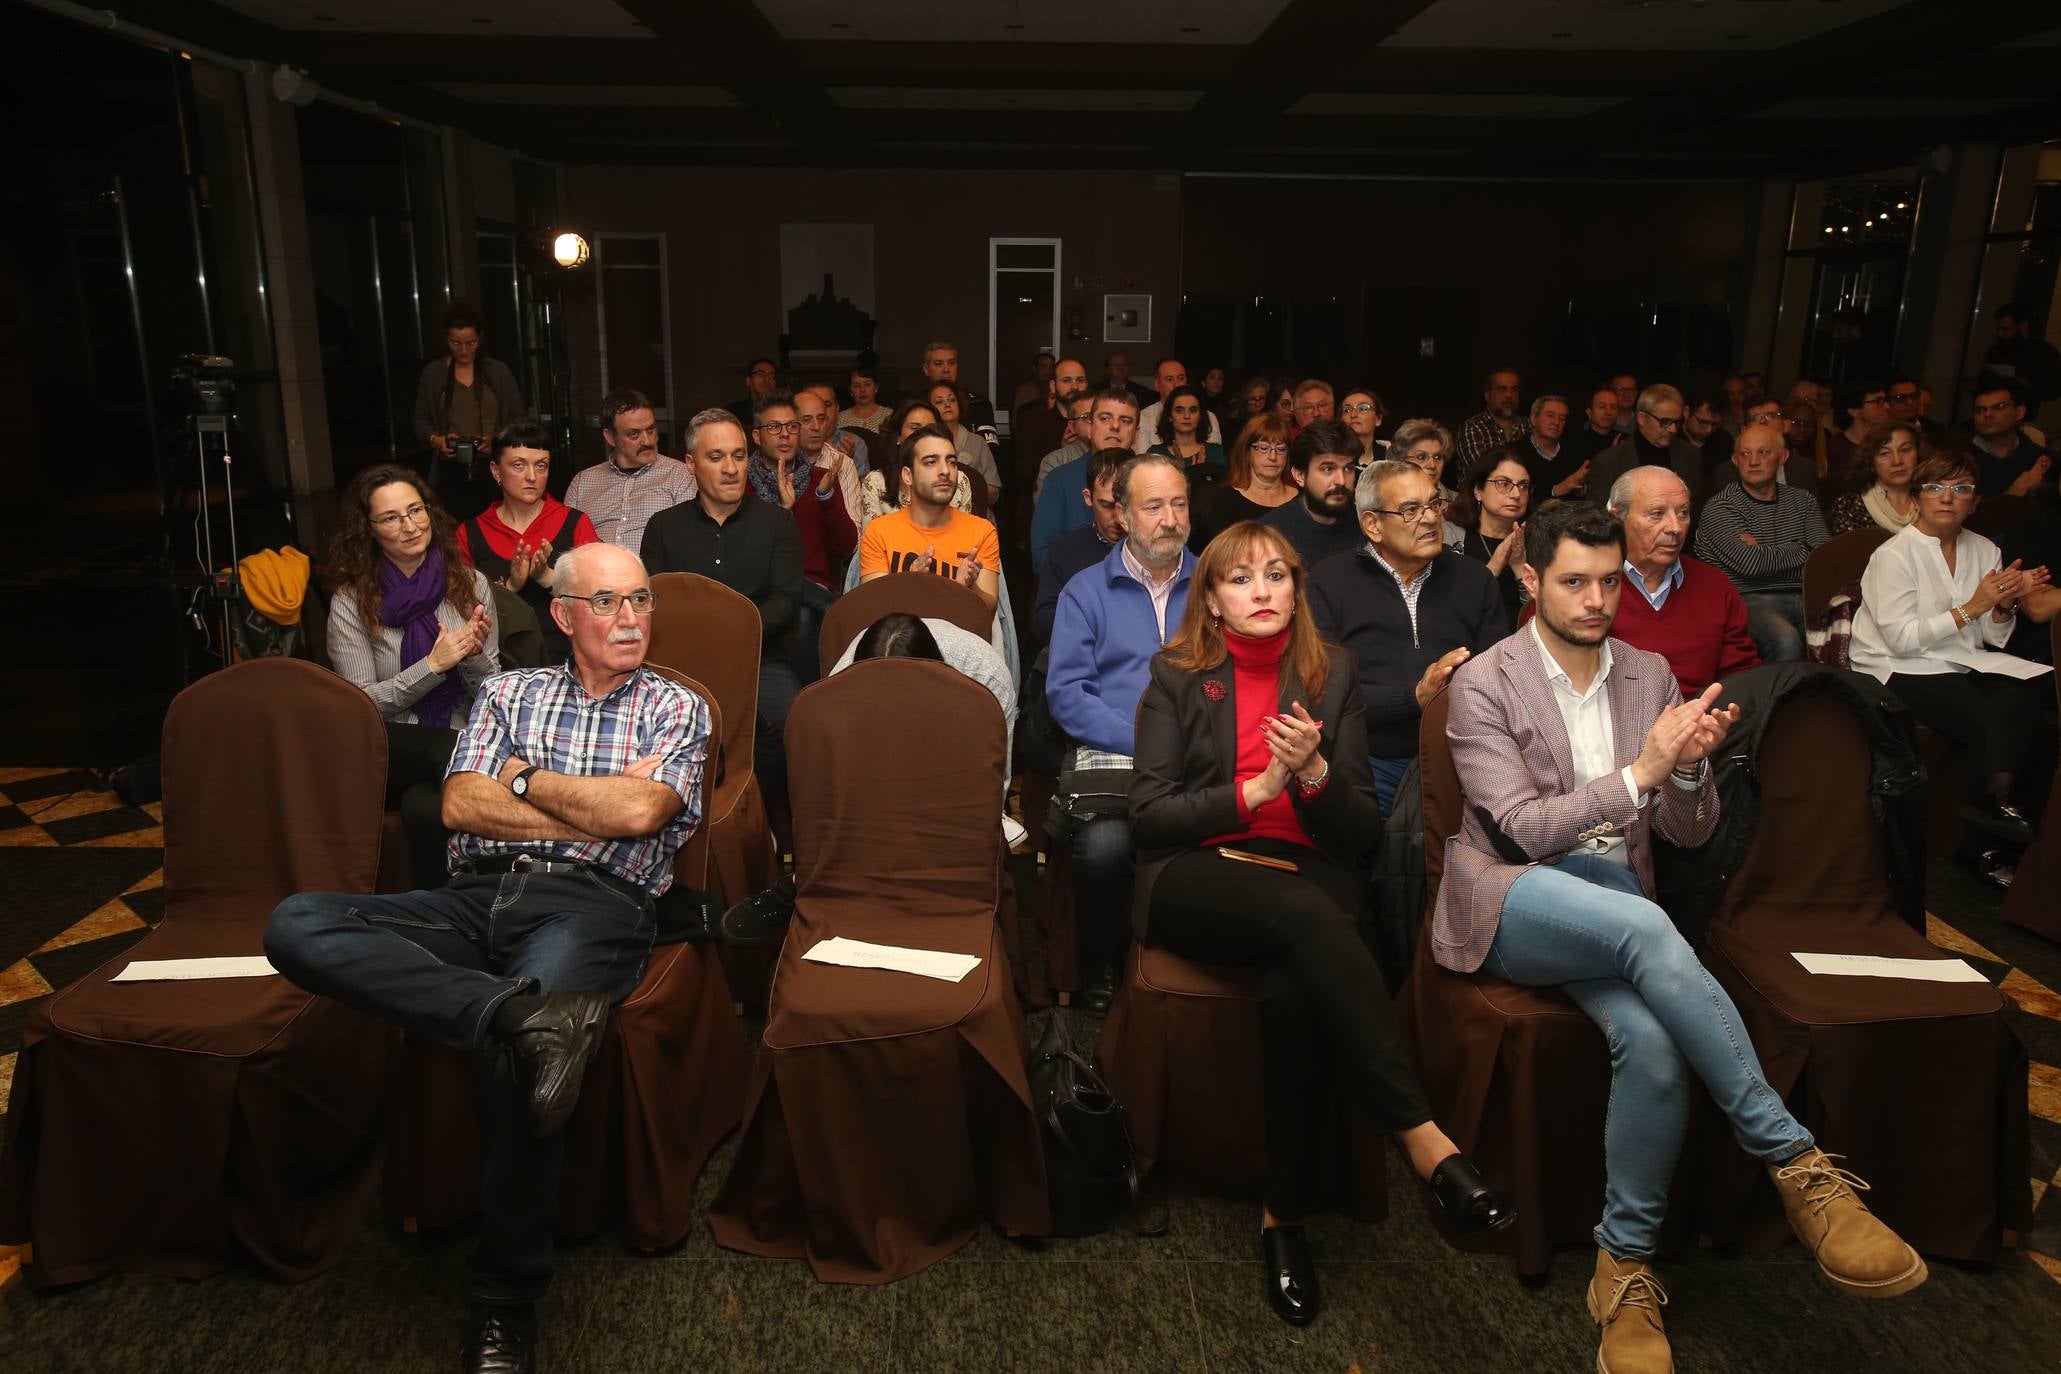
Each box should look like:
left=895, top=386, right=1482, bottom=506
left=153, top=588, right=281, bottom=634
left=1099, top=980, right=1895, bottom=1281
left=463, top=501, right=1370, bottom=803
left=1129, top=521, right=1513, bottom=1328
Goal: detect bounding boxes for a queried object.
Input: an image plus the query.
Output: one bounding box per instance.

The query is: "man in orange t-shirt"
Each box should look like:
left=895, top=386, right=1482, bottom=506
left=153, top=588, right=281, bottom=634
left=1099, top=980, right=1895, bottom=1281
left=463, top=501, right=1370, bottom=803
left=858, top=424, right=1001, bottom=606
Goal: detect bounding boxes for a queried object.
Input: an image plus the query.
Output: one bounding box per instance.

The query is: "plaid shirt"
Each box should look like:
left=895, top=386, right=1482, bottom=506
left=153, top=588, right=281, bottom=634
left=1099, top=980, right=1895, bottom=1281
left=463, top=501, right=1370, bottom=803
left=564, top=455, right=697, bottom=551
left=1454, top=411, right=1529, bottom=489
left=445, top=663, right=711, bottom=893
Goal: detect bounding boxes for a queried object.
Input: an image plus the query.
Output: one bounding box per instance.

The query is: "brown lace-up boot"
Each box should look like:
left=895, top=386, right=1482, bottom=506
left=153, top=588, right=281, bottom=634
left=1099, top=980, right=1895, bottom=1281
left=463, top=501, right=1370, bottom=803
left=1769, top=1148, right=1928, bottom=1298
left=1587, top=1248, right=1673, bottom=1374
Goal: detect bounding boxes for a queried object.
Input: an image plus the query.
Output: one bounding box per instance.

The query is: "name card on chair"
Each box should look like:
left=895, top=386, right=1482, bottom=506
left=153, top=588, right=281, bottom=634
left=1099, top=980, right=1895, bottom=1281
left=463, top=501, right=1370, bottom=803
left=111, top=956, right=280, bottom=982
left=802, top=937, right=981, bottom=983
left=1790, top=952, right=1988, bottom=983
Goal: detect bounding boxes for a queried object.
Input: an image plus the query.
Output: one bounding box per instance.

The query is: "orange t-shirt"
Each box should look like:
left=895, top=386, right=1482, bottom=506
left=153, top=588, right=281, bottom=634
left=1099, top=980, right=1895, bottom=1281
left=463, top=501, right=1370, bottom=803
left=857, top=506, right=1001, bottom=583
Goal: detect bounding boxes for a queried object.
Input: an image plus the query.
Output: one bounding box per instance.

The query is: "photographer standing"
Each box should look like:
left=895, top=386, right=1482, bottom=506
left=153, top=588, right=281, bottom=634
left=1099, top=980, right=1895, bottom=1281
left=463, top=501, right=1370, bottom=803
left=414, top=300, right=527, bottom=486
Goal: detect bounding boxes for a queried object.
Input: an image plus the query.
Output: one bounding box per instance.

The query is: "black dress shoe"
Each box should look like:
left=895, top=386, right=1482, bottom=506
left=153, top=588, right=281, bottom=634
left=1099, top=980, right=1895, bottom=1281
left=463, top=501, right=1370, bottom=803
left=462, top=1302, right=536, bottom=1374
left=1261, top=1225, right=1320, bottom=1326
left=1429, top=1152, right=1517, bottom=1238
left=1077, top=960, right=1119, bottom=1017
left=719, top=874, right=796, bottom=947
left=502, top=992, right=611, bottom=1137
left=1960, top=799, right=2034, bottom=846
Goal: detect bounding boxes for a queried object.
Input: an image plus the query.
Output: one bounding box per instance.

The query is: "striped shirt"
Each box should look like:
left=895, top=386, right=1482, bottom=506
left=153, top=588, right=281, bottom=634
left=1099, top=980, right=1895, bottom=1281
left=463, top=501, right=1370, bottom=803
left=1691, top=482, right=1829, bottom=596
left=445, top=663, right=711, bottom=893
left=564, top=455, right=698, bottom=551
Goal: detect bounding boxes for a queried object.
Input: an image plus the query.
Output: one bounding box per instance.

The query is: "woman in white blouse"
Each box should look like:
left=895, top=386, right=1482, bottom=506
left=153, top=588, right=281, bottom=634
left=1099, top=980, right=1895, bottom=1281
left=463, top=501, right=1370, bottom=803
left=1850, top=450, right=2054, bottom=845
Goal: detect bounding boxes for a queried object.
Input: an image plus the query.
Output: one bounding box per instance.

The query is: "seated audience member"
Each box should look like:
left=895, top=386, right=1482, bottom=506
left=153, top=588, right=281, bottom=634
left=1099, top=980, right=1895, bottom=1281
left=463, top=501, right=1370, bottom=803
left=1964, top=380, right=2056, bottom=498
left=798, top=384, right=867, bottom=488
left=1610, top=372, right=1640, bottom=432
left=1829, top=421, right=1922, bottom=536
left=1291, top=378, right=1336, bottom=430
left=1307, top=459, right=1507, bottom=817
left=1146, top=383, right=1227, bottom=474
left=1454, top=368, right=1526, bottom=488
left=1446, top=448, right=1531, bottom=625
left=1719, top=398, right=1820, bottom=496
left=1780, top=395, right=1829, bottom=488
left=328, top=463, right=499, bottom=884
left=1032, top=388, right=1094, bottom=500
left=922, top=338, right=997, bottom=439
left=1190, top=413, right=1298, bottom=552
left=1851, top=450, right=2055, bottom=853
left=841, top=364, right=889, bottom=433
left=1047, top=454, right=1195, bottom=1014
left=1033, top=447, right=1129, bottom=652
left=1887, top=373, right=1943, bottom=440
left=641, top=407, right=807, bottom=782
left=269, top=543, right=710, bottom=1374
left=1230, top=374, right=1274, bottom=436
left=857, top=424, right=1002, bottom=608
left=1693, top=421, right=1829, bottom=662
left=1589, top=385, right=1698, bottom=512
left=1338, top=387, right=1387, bottom=459
left=1676, top=385, right=1735, bottom=489
left=1011, top=350, right=1057, bottom=412
left=1437, top=501, right=1929, bottom=1374
left=1606, top=466, right=1759, bottom=699
left=1033, top=387, right=1142, bottom=568
left=1135, top=358, right=1226, bottom=453
left=1520, top=394, right=1587, bottom=502
left=565, top=389, right=697, bottom=551
left=1132, top=520, right=1513, bottom=1327
left=1825, top=380, right=1890, bottom=479
left=1389, top=417, right=1458, bottom=506
left=727, top=357, right=780, bottom=432
left=860, top=399, right=974, bottom=526
left=1270, top=380, right=1298, bottom=424
left=1263, top=419, right=1363, bottom=571
left=787, top=392, right=863, bottom=590
left=926, top=379, right=1004, bottom=507
left=1012, top=357, right=1079, bottom=489
left=457, top=420, right=598, bottom=662
left=1562, top=387, right=1625, bottom=470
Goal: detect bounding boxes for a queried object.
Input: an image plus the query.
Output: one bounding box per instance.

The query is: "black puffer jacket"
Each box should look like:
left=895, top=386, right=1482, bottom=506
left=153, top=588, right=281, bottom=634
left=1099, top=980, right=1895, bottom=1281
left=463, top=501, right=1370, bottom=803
left=1655, top=661, right=1926, bottom=947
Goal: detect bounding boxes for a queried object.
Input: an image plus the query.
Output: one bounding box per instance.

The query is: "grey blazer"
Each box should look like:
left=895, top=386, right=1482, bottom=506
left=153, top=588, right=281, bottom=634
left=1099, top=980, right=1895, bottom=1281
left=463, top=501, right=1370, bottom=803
left=1430, top=630, right=1718, bottom=973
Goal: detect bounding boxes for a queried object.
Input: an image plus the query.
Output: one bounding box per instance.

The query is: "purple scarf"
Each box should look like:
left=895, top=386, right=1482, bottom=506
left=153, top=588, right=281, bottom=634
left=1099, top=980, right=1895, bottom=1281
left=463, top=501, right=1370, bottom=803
left=380, top=548, right=465, bottom=728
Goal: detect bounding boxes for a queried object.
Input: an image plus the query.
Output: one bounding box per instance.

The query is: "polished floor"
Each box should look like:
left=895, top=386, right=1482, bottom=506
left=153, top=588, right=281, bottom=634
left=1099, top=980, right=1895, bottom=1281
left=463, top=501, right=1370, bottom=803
left=2, top=767, right=2060, bottom=1372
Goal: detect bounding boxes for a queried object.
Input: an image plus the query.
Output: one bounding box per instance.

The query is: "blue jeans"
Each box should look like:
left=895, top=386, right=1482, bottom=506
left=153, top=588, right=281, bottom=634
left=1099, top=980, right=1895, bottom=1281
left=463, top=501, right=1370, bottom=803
left=1742, top=590, right=1806, bottom=663
left=1485, top=852, right=1812, bottom=1259
left=266, top=869, right=655, bottom=1303
left=1370, top=755, right=1412, bottom=819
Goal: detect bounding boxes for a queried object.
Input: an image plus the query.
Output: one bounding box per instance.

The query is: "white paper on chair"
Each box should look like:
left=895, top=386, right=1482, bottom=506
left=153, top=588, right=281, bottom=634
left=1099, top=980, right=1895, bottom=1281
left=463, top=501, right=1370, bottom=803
left=802, top=937, right=981, bottom=983
left=1790, top=952, right=1987, bottom=983
left=110, top=956, right=280, bottom=982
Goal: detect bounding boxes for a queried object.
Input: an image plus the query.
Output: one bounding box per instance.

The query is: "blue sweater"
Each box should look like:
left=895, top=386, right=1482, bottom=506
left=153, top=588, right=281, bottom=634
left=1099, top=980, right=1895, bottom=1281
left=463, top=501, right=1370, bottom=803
left=1047, top=540, right=1195, bottom=756
left=1031, top=454, right=1094, bottom=571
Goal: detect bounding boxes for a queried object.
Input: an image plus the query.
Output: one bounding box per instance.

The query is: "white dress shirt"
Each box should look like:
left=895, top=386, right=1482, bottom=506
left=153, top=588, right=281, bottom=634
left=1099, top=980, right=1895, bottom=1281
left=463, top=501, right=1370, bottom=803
left=1850, top=521, right=2051, bottom=683
left=1530, top=620, right=1646, bottom=867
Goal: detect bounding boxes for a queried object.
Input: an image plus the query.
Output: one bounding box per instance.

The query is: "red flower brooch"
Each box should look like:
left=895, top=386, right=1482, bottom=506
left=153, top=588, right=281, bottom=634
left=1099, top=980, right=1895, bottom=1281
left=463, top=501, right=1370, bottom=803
left=1202, top=679, right=1226, bottom=702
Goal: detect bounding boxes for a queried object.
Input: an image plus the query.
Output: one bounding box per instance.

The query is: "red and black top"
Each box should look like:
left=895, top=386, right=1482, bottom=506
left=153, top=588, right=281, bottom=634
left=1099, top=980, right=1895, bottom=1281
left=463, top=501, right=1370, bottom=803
left=1204, top=627, right=1326, bottom=850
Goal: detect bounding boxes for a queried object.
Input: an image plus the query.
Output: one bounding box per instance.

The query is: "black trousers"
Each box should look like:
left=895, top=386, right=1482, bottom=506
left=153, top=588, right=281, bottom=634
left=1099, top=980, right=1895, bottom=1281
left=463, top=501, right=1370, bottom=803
left=385, top=722, right=458, bottom=887
left=1146, top=838, right=1430, bottom=1218
left=1885, top=669, right=2045, bottom=799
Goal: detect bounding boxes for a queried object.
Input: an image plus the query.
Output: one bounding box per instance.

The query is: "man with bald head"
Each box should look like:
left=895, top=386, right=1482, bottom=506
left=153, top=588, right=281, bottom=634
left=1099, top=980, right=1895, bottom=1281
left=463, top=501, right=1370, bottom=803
left=268, top=540, right=713, bottom=1372
left=1607, top=465, right=1760, bottom=699
left=1693, top=422, right=1829, bottom=663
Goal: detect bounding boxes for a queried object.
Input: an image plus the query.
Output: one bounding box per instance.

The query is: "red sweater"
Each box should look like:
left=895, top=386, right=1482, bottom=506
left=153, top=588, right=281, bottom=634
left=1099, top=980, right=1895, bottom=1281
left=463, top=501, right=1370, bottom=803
left=792, top=463, right=859, bottom=589
left=1205, top=628, right=1322, bottom=850
left=1611, top=554, right=1761, bottom=699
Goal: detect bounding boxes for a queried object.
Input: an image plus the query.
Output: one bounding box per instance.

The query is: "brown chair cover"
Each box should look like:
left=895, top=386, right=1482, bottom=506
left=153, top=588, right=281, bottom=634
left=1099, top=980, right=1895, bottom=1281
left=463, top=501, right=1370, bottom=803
left=1803, top=526, right=1892, bottom=623
left=708, top=660, right=1049, bottom=1281
left=1098, top=945, right=1388, bottom=1220
left=2003, top=619, right=2061, bottom=940
left=1393, top=686, right=1614, bottom=1276
left=1038, top=845, right=1081, bottom=997
left=817, top=570, right=996, bottom=668
left=1699, top=690, right=2029, bottom=1259
left=0, top=659, right=389, bottom=1283
left=381, top=668, right=750, bottom=1250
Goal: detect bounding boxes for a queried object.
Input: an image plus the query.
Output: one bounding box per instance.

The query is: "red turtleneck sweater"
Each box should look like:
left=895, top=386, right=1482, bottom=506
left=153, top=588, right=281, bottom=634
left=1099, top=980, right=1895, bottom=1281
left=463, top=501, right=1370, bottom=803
left=1205, top=627, right=1321, bottom=850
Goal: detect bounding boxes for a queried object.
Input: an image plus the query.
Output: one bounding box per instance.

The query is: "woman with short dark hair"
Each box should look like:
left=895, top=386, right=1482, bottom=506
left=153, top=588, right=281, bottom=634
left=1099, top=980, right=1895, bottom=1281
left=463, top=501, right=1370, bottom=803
left=411, top=300, right=527, bottom=475
left=455, top=421, right=598, bottom=662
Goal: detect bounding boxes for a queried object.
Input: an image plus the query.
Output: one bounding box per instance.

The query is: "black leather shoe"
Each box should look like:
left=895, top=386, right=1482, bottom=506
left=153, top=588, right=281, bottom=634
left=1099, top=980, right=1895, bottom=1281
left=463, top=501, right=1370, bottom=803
left=1960, top=799, right=2034, bottom=846
left=462, top=1302, right=536, bottom=1374
left=719, top=874, right=796, bottom=946
left=1077, top=960, right=1119, bottom=1017
left=1261, top=1225, right=1320, bottom=1326
left=502, top=991, right=611, bottom=1137
left=1430, top=1152, right=1517, bottom=1238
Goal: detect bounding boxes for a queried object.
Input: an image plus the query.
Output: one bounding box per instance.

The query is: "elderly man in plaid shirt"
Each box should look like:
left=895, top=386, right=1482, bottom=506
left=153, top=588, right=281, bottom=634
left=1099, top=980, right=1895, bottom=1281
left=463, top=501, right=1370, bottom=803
left=268, top=541, right=709, bottom=1374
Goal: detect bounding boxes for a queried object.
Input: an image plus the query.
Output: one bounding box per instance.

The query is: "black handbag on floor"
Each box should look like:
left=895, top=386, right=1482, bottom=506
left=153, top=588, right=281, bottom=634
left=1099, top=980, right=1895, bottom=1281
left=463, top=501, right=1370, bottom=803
left=1027, top=1015, right=1166, bottom=1237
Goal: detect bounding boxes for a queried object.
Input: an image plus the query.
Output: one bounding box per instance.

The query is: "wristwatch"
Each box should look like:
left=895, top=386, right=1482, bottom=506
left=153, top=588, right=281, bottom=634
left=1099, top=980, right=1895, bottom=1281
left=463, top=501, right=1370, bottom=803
left=510, top=765, right=540, bottom=798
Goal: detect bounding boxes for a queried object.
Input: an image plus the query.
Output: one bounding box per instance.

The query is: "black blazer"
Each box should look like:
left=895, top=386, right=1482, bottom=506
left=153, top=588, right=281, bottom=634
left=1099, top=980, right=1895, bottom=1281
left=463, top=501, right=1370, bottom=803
left=1127, top=642, right=1382, bottom=938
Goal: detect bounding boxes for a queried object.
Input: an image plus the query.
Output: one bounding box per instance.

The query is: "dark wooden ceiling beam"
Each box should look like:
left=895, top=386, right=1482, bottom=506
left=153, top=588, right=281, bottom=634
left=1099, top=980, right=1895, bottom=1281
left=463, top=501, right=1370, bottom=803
left=610, top=0, right=853, bottom=160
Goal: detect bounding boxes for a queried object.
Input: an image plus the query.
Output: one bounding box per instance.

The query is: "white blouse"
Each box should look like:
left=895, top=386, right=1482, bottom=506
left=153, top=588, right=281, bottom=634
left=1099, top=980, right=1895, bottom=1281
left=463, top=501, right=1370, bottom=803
left=1850, top=522, right=2047, bottom=682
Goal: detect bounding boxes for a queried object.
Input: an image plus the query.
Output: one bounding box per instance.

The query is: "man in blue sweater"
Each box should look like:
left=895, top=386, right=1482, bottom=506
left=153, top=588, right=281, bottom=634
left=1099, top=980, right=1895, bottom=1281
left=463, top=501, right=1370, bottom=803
left=1047, top=453, right=1194, bottom=1013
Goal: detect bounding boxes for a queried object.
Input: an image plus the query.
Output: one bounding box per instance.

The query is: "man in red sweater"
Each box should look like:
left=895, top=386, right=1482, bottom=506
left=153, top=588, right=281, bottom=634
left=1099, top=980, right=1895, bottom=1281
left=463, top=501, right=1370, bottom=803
left=1605, top=465, right=1759, bottom=697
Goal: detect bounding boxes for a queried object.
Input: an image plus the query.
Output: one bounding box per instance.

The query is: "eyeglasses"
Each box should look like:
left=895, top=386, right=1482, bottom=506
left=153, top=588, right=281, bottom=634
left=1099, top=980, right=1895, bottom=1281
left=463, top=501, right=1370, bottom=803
left=1918, top=482, right=1977, bottom=499
left=748, top=368, right=776, bottom=380
left=1369, top=495, right=1451, bottom=522
left=556, top=590, right=657, bottom=616
left=1340, top=402, right=1377, bottom=415
left=1485, top=477, right=1532, bottom=493
left=757, top=420, right=801, bottom=436
left=1861, top=394, right=1888, bottom=407
left=1644, top=414, right=1683, bottom=430
left=371, top=503, right=429, bottom=529
left=1888, top=390, right=1920, bottom=403
left=1247, top=442, right=1288, bottom=456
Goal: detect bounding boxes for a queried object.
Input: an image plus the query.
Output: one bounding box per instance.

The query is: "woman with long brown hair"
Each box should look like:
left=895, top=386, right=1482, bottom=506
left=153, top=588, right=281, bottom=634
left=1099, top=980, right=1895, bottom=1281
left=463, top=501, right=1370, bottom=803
left=1190, top=412, right=1297, bottom=551
left=327, top=463, right=500, bottom=880
left=1828, top=420, right=1923, bottom=535
left=1128, top=520, right=1512, bottom=1328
